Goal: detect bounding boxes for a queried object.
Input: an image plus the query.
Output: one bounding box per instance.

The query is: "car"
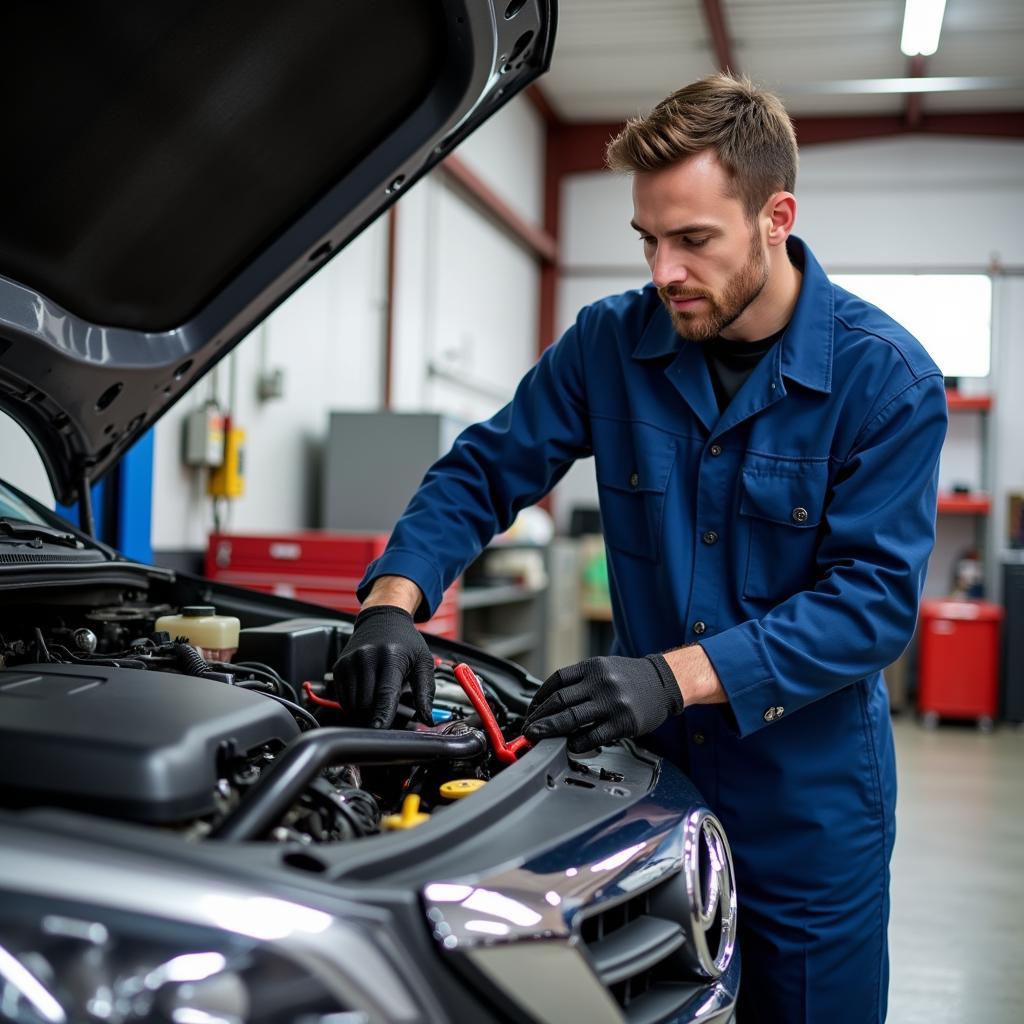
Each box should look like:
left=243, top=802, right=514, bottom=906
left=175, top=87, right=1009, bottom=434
left=0, top=3, right=739, bottom=1022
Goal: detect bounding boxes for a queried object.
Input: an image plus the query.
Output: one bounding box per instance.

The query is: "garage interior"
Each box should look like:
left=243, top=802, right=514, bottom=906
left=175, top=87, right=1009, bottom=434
left=2, top=2, right=1021, bottom=1021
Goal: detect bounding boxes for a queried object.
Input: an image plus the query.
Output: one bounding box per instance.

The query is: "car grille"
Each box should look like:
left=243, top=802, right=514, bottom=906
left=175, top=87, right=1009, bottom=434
left=579, top=869, right=710, bottom=1024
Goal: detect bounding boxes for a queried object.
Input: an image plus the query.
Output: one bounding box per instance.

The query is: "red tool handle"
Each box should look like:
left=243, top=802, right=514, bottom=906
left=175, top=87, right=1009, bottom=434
left=453, top=662, right=530, bottom=765
left=303, top=681, right=342, bottom=709
left=304, top=671, right=531, bottom=766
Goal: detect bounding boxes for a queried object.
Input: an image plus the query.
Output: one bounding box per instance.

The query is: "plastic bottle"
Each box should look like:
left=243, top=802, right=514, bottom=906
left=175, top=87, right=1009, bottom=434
left=155, top=605, right=240, bottom=662
left=951, top=548, right=984, bottom=600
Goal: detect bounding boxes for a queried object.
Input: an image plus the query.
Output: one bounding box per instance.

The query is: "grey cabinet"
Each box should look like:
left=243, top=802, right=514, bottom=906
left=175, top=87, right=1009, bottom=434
left=321, top=411, right=465, bottom=531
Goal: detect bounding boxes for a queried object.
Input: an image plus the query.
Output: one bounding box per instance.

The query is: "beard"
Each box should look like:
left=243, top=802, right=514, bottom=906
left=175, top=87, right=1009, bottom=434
left=659, top=231, right=770, bottom=342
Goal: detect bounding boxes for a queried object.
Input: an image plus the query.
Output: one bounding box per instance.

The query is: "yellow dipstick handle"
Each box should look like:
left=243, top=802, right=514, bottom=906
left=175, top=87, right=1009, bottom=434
left=381, top=793, right=431, bottom=831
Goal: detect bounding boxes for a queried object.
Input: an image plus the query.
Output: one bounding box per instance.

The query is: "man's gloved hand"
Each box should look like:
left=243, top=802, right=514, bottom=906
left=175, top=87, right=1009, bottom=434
left=331, top=605, right=435, bottom=728
left=523, top=654, right=683, bottom=753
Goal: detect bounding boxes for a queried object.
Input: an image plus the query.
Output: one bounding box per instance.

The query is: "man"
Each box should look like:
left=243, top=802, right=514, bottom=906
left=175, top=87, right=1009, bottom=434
left=335, top=74, right=947, bottom=1022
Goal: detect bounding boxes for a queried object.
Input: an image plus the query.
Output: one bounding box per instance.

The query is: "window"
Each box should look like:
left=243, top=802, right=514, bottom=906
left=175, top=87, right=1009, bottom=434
left=829, top=274, right=992, bottom=378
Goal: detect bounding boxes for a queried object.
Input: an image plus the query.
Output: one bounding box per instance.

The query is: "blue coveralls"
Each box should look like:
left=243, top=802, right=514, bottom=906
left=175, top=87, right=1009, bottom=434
left=358, top=237, right=948, bottom=1022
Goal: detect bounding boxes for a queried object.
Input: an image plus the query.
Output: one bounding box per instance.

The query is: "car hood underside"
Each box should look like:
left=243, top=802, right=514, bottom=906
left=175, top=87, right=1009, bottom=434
left=0, top=0, right=554, bottom=503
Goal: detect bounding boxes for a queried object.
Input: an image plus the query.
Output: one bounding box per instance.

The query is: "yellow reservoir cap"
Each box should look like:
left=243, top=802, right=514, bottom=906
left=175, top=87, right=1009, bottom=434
left=381, top=793, right=430, bottom=831
left=440, top=778, right=487, bottom=800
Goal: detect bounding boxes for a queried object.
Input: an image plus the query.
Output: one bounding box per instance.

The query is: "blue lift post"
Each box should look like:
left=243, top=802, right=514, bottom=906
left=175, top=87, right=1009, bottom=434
left=56, top=430, right=154, bottom=564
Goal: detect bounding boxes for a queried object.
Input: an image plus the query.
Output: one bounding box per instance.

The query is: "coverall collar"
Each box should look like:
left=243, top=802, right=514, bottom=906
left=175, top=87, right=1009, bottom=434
left=631, top=236, right=834, bottom=397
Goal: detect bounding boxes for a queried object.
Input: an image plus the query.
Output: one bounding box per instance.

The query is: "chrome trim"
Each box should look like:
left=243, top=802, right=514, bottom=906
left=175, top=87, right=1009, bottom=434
left=422, top=760, right=740, bottom=1023
left=683, top=810, right=738, bottom=979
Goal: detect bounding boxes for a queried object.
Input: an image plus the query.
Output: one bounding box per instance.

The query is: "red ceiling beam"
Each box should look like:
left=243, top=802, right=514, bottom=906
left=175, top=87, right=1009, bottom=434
left=905, top=55, right=927, bottom=129
left=526, top=83, right=560, bottom=127
left=440, top=153, right=557, bottom=264
left=541, top=112, right=1024, bottom=176
left=538, top=109, right=575, bottom=358
left=796, top=109, right=1024, bottom=144
left=549, top=122, right=624, bottom=177
left=700, top=0, right=738, bottom=73
left=922, top=110, right=1024, bottom=136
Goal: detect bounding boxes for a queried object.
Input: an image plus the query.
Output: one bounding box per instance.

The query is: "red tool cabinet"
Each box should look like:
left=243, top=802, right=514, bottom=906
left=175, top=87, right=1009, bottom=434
left=917, top=599, right=1002, bottom=725
left=205, top=531, right=460, bottom=640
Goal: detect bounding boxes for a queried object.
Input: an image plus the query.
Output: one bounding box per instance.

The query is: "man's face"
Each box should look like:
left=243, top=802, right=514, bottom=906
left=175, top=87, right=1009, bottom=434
left=631, top=152, right=769, bottom=342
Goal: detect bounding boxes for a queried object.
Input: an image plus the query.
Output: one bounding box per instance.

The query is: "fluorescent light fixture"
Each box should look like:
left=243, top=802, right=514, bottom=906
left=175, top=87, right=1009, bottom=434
left=785, top=76, right=1024, bottom=95
left=901, top=0, right=947, bottom=56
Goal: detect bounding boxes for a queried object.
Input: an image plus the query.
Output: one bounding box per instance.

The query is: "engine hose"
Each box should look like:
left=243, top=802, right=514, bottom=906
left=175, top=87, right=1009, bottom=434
left=175, top=641, right=210, bottom=676
left=210, top=727, right=487, bottom=842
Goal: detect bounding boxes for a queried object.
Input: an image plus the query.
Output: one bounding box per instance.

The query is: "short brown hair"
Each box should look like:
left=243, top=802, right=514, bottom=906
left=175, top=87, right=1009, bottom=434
left=605, top=73, right=798, bottom=217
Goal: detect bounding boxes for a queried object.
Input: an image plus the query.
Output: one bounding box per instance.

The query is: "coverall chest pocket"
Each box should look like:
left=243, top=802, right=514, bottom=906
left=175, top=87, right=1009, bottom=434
left=739, top=457, right=828, bottom=602
left=592, top=417, right=677, bottom=562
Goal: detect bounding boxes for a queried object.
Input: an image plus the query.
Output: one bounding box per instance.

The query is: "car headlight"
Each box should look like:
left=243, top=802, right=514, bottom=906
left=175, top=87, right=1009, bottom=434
left=0, top=890, right=368, bottom=1024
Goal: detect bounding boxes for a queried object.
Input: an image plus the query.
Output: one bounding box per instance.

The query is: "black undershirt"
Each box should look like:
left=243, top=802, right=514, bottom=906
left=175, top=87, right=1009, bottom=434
left=704, top=327, right=785, bottom=412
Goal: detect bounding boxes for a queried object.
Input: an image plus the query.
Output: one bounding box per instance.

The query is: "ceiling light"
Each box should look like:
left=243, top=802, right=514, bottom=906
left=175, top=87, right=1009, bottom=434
left=900, top=0, right=947, bottom=56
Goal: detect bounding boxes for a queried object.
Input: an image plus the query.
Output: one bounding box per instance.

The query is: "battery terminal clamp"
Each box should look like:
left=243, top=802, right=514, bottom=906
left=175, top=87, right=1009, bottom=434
left=452, top=662, right=530, bottom=765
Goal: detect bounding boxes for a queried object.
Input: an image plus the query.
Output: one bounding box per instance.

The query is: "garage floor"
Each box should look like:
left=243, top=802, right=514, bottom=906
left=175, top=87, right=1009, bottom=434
left=889, top=717, right=1024, bottom=1023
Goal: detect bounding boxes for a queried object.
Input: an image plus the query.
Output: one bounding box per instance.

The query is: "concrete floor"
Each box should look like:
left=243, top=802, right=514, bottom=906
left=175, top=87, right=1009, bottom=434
left=889, top=716, right=1024, bottom=1023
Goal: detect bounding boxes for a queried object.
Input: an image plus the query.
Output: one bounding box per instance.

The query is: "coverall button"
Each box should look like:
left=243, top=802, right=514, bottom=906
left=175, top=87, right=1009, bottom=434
left=709, top=444, right=723, bottom=457
left=775, top=705, right=785, bottom=717
left=763, top=706, right=777, bottom=722
left=629, top=472, right=640, bottom=488
left=792, top=506, right=809, bottom=524
left=702, top=530, right=718, bottom=545
left=692, top=620, right=706, bottom=635
left=693, top=732, right=706, bottom=745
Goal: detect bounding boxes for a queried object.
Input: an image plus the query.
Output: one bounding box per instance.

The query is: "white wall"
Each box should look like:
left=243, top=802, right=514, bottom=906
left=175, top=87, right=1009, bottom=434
left=389, top=175, right=541, bottom=426
left=390, top=93, right=545, bottom=427
left=151, top=218, right=389, bottom=550
left=0, top=417, right=54, bottom=507
left=456, top=91, right=546, bottom=228
left=553, top=136, right=1024, bottom=599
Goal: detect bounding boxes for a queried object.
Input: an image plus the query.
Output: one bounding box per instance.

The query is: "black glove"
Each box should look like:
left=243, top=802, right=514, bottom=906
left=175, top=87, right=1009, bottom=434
left=331, top=606, right=435, bottom=728
left=523, top=654, right=683, bottom=753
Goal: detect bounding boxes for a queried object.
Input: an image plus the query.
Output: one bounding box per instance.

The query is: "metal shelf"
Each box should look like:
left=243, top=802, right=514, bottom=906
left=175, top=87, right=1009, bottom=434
left=459, top=545, right=551, bottom=676
left=473, top=631, right=539, bottom=659
left=459, top=583, right=542, bottom=610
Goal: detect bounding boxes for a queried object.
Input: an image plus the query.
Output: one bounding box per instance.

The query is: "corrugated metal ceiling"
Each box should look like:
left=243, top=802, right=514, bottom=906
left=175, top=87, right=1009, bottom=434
left=541, top=0, right=1024, bottom=121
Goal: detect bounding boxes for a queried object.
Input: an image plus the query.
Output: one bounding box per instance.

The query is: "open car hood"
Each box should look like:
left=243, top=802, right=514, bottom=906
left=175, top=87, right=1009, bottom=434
left=0, top=1, right=555, bottom=504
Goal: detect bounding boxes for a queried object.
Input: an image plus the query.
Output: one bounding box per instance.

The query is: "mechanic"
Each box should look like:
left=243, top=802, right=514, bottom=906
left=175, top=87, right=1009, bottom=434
left=334, top=74, right=946, bottom=1023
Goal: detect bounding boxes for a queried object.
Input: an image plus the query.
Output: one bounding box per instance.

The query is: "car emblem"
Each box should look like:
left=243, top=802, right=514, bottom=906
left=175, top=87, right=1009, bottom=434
left=683, top=810, right=738, bottom=978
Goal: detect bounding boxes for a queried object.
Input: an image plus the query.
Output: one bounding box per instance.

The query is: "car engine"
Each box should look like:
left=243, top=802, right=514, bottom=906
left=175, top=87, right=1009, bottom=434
left=0, top=600, right=529, bottom=845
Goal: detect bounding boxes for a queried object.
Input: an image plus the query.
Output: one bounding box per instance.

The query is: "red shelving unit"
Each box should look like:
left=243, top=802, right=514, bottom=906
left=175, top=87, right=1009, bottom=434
left=938, top=493, right=991, bottom=515
left=938, top=393, right=993, bottom=516
left=945, top=390, right=993, bottom=412
left=205, top=531, right=461, bottom=639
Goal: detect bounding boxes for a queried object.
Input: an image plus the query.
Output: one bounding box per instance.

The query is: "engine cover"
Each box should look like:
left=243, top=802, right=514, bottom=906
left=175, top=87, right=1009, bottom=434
left=0, top=663, right=300, bottom=823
